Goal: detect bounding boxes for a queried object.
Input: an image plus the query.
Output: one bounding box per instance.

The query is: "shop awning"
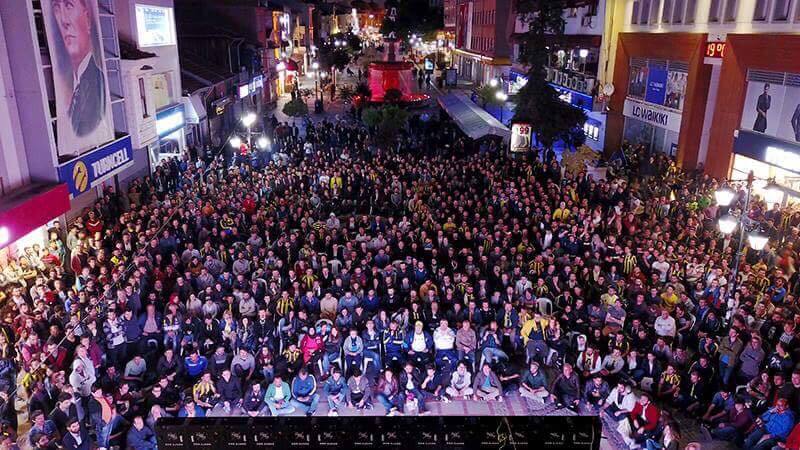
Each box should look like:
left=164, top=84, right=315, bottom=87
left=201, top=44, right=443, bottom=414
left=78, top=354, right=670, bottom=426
left=0, top=183, right=70, bottom=249
left=438, top=93, right=510, bottom=140
left=182, top=94, right=207, bottom=124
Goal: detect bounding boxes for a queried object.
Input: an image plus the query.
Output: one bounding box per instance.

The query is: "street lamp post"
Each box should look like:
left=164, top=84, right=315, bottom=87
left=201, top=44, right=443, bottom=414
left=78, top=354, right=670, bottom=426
left=495, top=91, right=508, bottom=124
left=241, top=113, right=256, bottom=148
left=715, top=172, right=775, bottom=300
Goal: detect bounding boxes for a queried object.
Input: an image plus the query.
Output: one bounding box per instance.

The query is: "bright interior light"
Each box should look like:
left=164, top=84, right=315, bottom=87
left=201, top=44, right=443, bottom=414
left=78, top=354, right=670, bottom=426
left=489, top=79, right=498, bottom=87
left=714, top=186, right=735, bottom=207
left=748, top=232, right=769, bottom=251
left=717, top=215, right=737, bottom=234
left=257, top=136, right=269, bottom=150
left=0, top=227, right=9, bottom=246
left=242, top=113, right=256, bottom=127
left=230, top=136, right=242, bottom=148
left=764, top=182, right=783, bottom=205
left=579, top=49, right=589, bottom=58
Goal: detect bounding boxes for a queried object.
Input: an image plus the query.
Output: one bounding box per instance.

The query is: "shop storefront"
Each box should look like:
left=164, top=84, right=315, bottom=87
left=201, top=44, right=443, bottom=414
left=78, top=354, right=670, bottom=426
left=730, top=69, right=800, bottom=205
left=0, top=183, right=70, bottom=289
left=621, top=59, right=689, bottom=156
left=153, top=103, right=186, bottom=164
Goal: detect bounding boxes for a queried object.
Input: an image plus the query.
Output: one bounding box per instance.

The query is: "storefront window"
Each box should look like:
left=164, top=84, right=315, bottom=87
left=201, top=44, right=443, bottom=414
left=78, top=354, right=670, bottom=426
left=732, top=154, right=800, bottom=205
left=151, top=73, right=172, bottom=111
left=0, top=224, right=59, bottom=289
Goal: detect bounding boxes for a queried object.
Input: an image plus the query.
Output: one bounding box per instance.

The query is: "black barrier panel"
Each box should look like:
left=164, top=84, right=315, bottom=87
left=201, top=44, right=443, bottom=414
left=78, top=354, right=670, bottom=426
left=155, top=415, right=601, bottom=450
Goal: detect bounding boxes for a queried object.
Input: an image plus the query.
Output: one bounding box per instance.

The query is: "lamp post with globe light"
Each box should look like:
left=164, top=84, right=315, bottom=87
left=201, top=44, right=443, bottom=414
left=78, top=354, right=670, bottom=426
left=715, top=172, right=782, bottom=301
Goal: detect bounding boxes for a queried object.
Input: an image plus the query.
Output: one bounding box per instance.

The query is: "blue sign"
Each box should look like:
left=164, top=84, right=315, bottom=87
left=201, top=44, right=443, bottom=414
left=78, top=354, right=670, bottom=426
left=58, top=136, right=134, bottom=198
left=549, top=84, right=594, bottom=112
left=645, top=68, right=668, bottom=105
left=156, top=103, right=185, bottom=137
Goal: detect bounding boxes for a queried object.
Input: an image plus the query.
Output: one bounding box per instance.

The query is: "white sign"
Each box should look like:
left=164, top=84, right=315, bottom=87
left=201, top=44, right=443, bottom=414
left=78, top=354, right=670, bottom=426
left=766, top=146, right=800, bottom=170
left=239, top=84, right=250, bottom=99
left=136, top=5, right=176, bottom=47
left=510, top=123, right=532, bottom=153
left=623, top=97, right=683, bottom=133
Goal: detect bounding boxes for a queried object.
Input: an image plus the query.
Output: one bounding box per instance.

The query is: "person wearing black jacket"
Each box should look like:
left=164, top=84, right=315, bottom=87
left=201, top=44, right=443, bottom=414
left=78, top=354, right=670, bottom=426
left=399, top=362, right=427, bottom=413
left=215, top=369, right=243, bottom=414
left=550, top=363, right=581, bottom=411
left=62, top=419, right=90, bottom=450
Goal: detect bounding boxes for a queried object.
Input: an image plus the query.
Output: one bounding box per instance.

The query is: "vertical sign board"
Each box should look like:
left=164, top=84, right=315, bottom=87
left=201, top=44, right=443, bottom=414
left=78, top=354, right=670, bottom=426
left=645, top=67, right=668, bottom=106
left=510, top=123, right=532, bottom=153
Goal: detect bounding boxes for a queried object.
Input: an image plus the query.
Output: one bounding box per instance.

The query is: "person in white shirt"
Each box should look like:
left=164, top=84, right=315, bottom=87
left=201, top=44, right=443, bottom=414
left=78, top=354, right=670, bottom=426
left=601, top=383, right=637, bottom=422
left=446, top=361, right=474, bottom=399
left=433, top=319, right=457, bottom=369
left=653, top=309, right=677, bottom=339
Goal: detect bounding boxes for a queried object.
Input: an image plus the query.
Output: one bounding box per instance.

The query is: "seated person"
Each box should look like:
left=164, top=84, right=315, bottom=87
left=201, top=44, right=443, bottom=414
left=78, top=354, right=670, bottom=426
left=519, top=361, right=548, bottom=407
left=472, top=363, right=502, bottom=402
left=583, top=375, right=611, bottom=411
left=446, top=361, right=474, bottom=400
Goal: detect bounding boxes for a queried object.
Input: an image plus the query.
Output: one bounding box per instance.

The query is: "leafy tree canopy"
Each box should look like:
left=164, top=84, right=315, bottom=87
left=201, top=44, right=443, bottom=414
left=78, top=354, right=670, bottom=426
left=512, top=0, right=586, bottom=149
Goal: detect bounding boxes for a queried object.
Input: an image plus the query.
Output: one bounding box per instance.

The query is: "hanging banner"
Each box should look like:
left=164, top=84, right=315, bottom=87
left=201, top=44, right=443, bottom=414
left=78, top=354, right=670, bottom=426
left=510, top=123, right=532, bottom=153
left=41, top=0, right=115, bottom=157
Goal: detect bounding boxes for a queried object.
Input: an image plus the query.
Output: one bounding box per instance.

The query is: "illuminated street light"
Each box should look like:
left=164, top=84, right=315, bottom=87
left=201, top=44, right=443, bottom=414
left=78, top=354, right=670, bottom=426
left=495, top=91, right=508, bottom=102
left=489, top=79, right=498, bottom=88
left=257, top=136, right=269, bottom=150
left=230, top=136, right=242, bottom=148
left=242, top=113, right=256, bottom=128
left=312, top=62, right=319, bottom=70
left=714, top=186, right=735, bottom=207
left=718, top=214, right=737, bottom=234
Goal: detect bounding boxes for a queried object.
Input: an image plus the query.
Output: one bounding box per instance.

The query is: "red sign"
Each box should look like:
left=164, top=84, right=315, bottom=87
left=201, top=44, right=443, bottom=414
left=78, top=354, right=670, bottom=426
left=705, top=42, right=726, bottom=58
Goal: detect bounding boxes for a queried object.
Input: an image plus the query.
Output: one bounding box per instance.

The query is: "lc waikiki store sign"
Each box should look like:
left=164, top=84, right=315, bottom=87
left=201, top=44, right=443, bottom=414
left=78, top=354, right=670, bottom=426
left=58, top=136, right=134, bottom=197
left=623, top=97, right=683, bottom=133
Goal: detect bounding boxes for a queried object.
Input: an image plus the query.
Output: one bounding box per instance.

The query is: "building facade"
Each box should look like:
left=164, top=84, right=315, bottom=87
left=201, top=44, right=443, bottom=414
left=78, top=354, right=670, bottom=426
left=603, top=0, right=800, bottom=204
left=452, top=0, right=513, bottom=84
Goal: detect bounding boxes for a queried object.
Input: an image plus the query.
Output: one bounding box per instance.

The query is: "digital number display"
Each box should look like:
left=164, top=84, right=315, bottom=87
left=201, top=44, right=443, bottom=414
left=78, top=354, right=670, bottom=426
left=705, top=42, right=726, bottom=58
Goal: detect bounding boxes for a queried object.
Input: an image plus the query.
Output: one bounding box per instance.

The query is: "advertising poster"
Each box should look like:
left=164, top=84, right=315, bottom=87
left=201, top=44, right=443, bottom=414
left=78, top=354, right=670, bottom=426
left=740, top=80, right=786, bottom=136
left=665, top=71, right=688, bottom=110
left=777, top=86, right=800, bottom=143
left=628, top=65, right=648, bottom=99
left=510, top=123, right=532, bottom=153
left=645, top=67, right=668, bottom=106
left=41, top=0, right=114, bottom=157
left=135, top=5, right=176, bottom=47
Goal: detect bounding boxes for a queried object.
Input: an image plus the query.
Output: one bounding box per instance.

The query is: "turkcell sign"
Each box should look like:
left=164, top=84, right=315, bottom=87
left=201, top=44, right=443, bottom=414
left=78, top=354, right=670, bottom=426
left=623, top=97, right=682, bottom=133
left=58, top=135, right=134, bottom=198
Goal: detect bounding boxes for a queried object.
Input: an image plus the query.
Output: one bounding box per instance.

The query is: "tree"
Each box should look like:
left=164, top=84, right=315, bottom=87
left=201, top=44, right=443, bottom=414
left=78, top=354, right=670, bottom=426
left=282, top=98, right=309, bottom=118
left=476, top=84, right=503, bottom=108
left=318, top=39, right=352, bottom=93
left=361, top=105, right=409, bottom=143
left=513, top=0, right=586, bottom=150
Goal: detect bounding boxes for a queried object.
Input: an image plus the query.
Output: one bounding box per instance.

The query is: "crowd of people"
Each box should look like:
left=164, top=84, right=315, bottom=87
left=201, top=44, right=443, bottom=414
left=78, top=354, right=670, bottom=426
left=1, top=109, right=800, bottom=450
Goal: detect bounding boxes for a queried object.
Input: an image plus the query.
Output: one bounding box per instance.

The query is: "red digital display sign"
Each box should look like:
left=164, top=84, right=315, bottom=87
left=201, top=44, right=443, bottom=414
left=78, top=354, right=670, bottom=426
left=705, top=42, right=726, bottom=58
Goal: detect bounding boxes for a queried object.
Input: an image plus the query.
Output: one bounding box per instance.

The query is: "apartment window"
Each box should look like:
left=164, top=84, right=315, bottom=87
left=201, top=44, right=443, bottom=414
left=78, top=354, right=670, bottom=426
left=631, top=0, right=641, bottom=23
left=650, top=0, right=661, bottom=23
left=671, top=0, right=685, bottom=22
left=641, top=0, right=651, bottom=23
left=753, top=0, right=768, bottom=20
left=138, top=78, right=148, bottom=118
left=709, top=0, right=721, bottom=21
left=724, top=0, right=739, bottom=21
left=662, top=0, right=672, bottom=22
left=774, top=0, right=791, bottom=20
left=685, top=0, right=696, bottom=22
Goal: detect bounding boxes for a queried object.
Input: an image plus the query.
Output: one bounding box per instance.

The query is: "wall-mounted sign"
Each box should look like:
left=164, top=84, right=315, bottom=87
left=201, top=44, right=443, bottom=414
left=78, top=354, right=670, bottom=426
left=705, top=42, right=726, bottom=59
left=623, top=97, right=683, bottom=133
left=644, top=67, right=668, bottom=106
left=510, top=123, right=532, bottom=153
left=239, top=84, right=250, bottom=99
left=135, top=4, right=176, bottom=47
left=211, top=97, right=232, bottom=116
left=156, top=104, right=185, bottom=137
left=58, top=136, right=134, bottom=198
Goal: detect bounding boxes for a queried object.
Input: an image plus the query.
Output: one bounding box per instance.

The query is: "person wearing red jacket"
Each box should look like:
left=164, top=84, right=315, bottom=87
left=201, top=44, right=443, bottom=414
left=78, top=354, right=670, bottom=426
left=630, top=393, right=660, bottom=444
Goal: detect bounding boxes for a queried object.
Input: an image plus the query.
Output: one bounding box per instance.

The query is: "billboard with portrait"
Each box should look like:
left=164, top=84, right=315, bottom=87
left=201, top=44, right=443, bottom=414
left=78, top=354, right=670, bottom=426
left=776, top=86, right=800, bottom=143
left=741, top=81, right=786, bottom=136
left=665, top=71, right=688, bottom=111
left=644, top=67, right=668, bottom=106
left=628, top=65, right=647, bottom=99
left=41, top=0, right=114, bottom=157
